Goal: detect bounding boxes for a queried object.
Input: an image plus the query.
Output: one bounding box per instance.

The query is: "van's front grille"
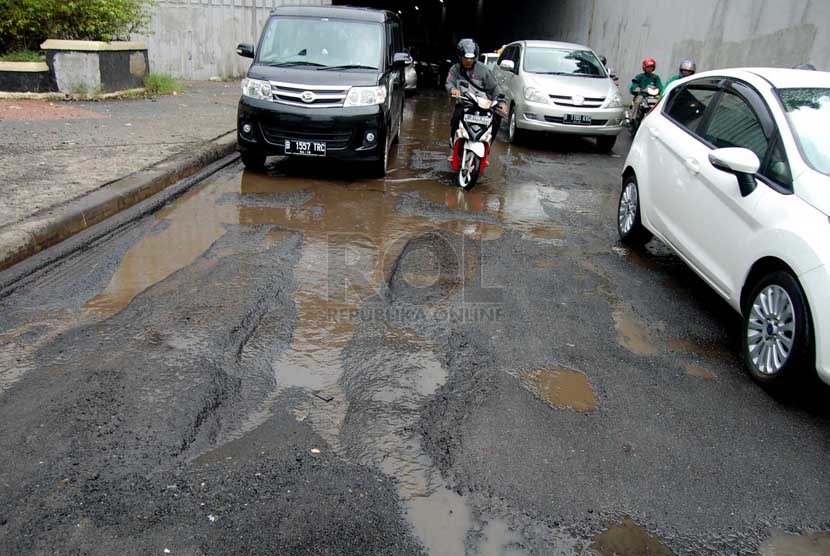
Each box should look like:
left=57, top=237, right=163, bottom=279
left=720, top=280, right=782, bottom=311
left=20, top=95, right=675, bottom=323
left=259, top=124, right=354, bottom=149
left=549, top=94, right=606, bottom=108
left=270, top=81, right=350, bottom=108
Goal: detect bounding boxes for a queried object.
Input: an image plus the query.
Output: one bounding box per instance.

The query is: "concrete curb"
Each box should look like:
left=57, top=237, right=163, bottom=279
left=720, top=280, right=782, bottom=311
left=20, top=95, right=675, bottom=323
left=0, top=88, right=147, bottom=100
left=0, top=131, right=238, bottom=272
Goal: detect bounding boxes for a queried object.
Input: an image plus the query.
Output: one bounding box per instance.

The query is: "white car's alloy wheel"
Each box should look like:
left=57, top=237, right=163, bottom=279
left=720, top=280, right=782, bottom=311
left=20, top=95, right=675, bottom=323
left=746, top=285, right=796, bottom=375
left=618, top=182, right=638, bottom=235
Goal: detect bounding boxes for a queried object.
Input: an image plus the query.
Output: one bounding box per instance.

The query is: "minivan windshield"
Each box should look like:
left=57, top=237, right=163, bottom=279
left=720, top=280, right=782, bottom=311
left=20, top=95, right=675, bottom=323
left=257, top=17, right=383, bottom=70
left=777, top=87, right=830, bottom=175
left=523, top=47, right=607, bottom=78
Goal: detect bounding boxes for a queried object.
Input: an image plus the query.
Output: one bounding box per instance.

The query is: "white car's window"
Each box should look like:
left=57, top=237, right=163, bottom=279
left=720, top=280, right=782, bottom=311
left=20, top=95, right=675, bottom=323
left=523, top=48, right=606, bottom=78
left=703, top=91, right=769, bottom=163
left=778, top=88, right=830, bottom=175
left=666, top=86, right=718, bottom=132
left=258, top=17, right=383, bottom=69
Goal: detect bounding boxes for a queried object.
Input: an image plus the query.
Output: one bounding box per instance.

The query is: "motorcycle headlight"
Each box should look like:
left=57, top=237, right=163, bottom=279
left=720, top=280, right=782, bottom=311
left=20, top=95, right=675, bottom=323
left=477, top=97, right=493, bottom=110
left=241, top=78, right=272, bottom=101
left=344, top=86, right=388, bottom=107
left=605, top=92, right=624, bottom=108
left=523, top=86, right=550, bottom=105
left=646, top=86, right=660, bottom=96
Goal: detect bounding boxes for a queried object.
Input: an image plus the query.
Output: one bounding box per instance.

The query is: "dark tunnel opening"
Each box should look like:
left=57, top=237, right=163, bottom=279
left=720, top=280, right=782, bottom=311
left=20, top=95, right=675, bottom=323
left=332, top=0, right=565, bottom=85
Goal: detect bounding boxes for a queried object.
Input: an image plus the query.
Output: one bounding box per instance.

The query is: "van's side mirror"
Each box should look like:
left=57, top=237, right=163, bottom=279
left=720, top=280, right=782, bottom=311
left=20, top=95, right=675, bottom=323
left=709, top=147, right=760, bottom=197
left=237, top=43, right=255, bottom=59
left=393, top=52, right=411, bottom=67
left=499, top=60, right=515, bottom=72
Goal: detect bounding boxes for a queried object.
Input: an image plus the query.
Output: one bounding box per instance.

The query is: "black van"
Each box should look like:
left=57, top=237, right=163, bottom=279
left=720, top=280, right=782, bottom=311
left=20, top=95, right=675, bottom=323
left=236, top=6, right=408, bottom=176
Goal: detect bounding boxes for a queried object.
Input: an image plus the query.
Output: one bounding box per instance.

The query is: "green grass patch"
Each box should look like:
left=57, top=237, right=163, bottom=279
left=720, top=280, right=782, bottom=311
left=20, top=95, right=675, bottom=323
left=143, top=73, right=183, bottom=95
left=0, top=50, right=44, bottom=63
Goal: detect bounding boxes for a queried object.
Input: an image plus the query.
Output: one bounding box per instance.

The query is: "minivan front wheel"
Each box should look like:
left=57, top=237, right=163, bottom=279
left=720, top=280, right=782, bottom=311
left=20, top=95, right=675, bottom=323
left=506, top=106, right=522, bottom=143
left=597, top=135, right=617, bottom=153
left=743, top=271, right=813, bottom=389
left=240, top=150, right=266, bottom=171
left=371, top=139, right=389, bottom=177
left=617, top=176, right=652, bottom=246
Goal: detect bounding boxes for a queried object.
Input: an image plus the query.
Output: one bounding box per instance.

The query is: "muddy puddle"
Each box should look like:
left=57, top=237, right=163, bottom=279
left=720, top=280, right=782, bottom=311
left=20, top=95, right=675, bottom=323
left=521, top=366, right=597, bottom=412
left=758, top=530, right=830, bottom=556
left=683, top=362, right=715, bottom=380
left=579, top=259, right=729, bottom=366
left=587, top=517, right=672, bottom=556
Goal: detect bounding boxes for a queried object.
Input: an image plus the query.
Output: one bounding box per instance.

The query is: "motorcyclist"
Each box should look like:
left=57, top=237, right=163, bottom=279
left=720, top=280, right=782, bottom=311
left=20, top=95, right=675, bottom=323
left=629, top=58, right=663, bottom=122
left=446, top=38, right=507, bottom=160
left=665, top=59, right=697, bottom=88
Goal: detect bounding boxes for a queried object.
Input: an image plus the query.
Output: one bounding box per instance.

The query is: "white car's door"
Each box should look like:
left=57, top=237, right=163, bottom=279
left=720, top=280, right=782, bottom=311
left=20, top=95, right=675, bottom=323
left=664, top=82, right=785, bottom=298
left=646, top=82, right=720, bottom=247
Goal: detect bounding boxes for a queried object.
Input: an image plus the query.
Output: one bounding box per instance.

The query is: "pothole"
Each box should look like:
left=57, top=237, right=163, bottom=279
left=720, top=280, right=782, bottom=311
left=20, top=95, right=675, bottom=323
left=520, top=366, right=597, bottom=412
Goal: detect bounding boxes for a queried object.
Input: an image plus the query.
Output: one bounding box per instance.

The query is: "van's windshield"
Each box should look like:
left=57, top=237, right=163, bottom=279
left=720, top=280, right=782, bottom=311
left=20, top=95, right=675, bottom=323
left=257, top=17, right=383, bottom=70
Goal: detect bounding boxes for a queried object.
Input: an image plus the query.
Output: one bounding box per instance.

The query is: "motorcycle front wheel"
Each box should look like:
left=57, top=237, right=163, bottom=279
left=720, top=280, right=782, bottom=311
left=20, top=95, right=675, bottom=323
left=457, top=148, right=481, bottom=190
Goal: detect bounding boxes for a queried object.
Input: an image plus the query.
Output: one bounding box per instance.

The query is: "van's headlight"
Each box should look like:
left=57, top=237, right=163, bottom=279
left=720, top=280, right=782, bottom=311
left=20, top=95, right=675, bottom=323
left=605, top=92, right=624, bottom=108
left=344, top=86, right=387, bottom=107
left=242, top=78, right=272, bottom=101
left=523, top=87, right=550, bottom=104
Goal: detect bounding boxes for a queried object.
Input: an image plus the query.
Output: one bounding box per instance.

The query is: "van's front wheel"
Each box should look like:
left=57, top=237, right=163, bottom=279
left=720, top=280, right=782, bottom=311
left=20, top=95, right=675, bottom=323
left=240, top=150, right=266, bottom=171
left=371, top=140, right=390, bottom=178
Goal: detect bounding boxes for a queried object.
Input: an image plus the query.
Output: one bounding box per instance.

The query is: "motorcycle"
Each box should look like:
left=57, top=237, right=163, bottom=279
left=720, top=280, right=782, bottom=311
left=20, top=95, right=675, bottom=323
left=625, top=84, right=661, bottom=137
left=451, top=82, right=502, bottom=190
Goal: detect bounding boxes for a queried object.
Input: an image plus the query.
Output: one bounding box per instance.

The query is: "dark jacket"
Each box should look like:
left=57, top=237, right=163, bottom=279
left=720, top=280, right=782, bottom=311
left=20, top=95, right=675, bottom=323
left=445, top=61, right=503, bottom=98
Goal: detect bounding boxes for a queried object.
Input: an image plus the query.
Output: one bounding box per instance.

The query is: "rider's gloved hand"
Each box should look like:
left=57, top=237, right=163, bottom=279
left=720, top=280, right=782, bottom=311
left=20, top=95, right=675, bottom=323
left=450, top=89, right=461, bottom=98
left=633, top=87, right=641, bottom=94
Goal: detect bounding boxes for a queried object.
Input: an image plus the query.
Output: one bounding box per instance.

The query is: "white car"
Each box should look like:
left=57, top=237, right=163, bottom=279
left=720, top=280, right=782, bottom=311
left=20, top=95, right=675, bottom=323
left=618, top=68, right=830, bottom=390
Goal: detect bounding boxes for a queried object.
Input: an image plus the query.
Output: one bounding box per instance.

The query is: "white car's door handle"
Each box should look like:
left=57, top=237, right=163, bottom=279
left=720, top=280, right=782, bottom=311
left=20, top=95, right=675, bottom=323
left=648, top=128, right=660, bottom=140
left=685, top=158, right=700, bottom=174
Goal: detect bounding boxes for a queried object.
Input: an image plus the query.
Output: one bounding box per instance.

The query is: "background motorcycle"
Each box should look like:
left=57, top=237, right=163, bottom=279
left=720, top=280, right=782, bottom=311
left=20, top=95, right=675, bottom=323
left=626, top=85, right=661, bottom=137
left=451, top=83, right=502, bottom=190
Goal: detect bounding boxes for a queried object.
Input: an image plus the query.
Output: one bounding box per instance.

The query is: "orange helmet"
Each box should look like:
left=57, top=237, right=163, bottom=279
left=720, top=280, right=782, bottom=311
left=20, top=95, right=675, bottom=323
left=642, top=58, right=657, bottom=70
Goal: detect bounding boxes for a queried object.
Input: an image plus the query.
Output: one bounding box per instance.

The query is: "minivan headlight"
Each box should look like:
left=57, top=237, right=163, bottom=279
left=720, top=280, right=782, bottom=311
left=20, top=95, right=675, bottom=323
left=242, top=78, right=272, bottom=101
left=344, top=86, right=387, bottom=107
left=606, top=92, right=624, bottom=108
left=523, top=86, right=550, bottom=105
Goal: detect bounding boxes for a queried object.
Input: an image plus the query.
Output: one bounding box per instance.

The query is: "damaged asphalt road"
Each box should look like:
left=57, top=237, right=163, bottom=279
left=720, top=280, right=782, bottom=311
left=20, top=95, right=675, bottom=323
left=1, top=93, right=829, bottom=556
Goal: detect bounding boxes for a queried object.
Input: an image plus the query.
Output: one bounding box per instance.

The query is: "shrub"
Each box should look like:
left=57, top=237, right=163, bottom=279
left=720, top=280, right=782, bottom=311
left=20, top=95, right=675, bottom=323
left=0, top=0, right=157, bottom=53
left=0, top=49, right=44, bottom=62
left=143, top=73, right=182, bottom=95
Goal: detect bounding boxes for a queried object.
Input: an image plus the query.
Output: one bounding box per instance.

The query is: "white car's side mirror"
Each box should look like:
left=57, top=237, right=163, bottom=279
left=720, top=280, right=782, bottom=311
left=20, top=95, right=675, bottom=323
left=499, top=60, right=515, bottom=72
left=709, top=147, right=761, bottom=197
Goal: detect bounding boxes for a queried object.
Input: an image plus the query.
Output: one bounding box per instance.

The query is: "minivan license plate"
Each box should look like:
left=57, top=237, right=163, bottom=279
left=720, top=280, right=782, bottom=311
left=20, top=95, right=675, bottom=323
left=284, top=139, right=326, bottom=157
left=564, top=114, right=592, bottom=125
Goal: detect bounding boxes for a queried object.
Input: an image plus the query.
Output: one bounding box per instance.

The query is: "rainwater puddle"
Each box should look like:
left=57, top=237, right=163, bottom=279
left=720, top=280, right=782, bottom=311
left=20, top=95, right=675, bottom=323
left=520, top=366, right=597, bottom=412
left=683, top=363, right=715, bottom=380
left=758, top=530, right=830, bottom=556
left=83, top=179, right=237, bottom=317
left=587, top=517, right=672, bottom=556
left=612, top=303, right=659, bottom=357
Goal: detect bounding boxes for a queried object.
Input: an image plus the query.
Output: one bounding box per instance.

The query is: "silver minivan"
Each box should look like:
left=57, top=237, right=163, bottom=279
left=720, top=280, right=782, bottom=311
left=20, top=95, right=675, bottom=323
left=496, top=40, right=625, bottom=151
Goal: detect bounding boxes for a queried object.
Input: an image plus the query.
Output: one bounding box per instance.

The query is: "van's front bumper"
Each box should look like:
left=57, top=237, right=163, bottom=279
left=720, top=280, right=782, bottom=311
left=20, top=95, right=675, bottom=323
left=801, top=264, right=830, bottom=385
left=514, top=98, right=625, bottom=136
left=237, top=96, right=387, bottom=162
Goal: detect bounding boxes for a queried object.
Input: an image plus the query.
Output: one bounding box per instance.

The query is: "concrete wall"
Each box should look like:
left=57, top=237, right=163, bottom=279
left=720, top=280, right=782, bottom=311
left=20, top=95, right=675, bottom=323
left=546, top=0, right=829, bottom=97
left=136, top=0, right=331, bottom=81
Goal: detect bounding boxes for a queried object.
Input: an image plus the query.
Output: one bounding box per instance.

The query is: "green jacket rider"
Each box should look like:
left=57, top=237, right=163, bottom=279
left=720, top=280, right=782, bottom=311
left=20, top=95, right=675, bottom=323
left=630, top=57, right=663, bottom=95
